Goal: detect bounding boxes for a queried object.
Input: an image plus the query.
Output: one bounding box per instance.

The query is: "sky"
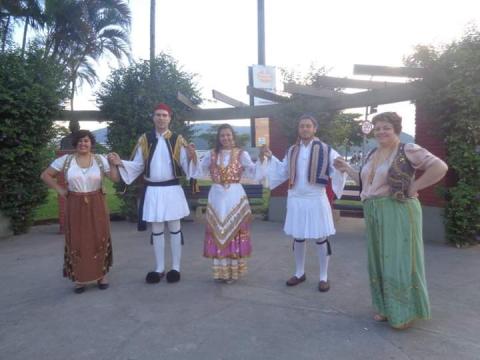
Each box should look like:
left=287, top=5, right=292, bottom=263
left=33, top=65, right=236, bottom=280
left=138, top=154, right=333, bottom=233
left=48, top=0, right=480, bottom=135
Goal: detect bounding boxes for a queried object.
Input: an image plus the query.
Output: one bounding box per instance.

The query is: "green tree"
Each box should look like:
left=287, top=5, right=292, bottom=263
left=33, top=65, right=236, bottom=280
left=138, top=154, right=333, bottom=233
left=41, top=0, right=131, bottom=130
left=406, top=28, right=480, bottom=246
left=97, top=53, right=202, bottom=219
left=279, top=66, right=361, bottom=149
left=0, top=48, right=68, bottom=234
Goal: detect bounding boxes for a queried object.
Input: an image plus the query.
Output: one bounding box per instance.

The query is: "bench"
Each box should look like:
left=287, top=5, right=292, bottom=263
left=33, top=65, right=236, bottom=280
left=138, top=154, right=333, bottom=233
left=182, top=184, right=264, bottom=210
left=333, top=184, right=363, bottom=218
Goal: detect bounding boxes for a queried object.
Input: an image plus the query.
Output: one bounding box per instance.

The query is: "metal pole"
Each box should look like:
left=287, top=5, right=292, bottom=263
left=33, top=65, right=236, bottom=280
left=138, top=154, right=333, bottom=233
left=257, top=0, right=265, bottom=65
left=150, top=0, right=156, bottom=64
left=362, top=106, right=368, bottom=165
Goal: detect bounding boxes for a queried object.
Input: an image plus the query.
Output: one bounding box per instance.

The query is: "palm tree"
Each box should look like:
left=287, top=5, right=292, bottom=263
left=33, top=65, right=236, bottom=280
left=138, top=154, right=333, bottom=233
left=0, top=0, right=23, bottom=52
left=20, top=0, right=44, bottom=57
left=42, top=0, right=131, bottom=113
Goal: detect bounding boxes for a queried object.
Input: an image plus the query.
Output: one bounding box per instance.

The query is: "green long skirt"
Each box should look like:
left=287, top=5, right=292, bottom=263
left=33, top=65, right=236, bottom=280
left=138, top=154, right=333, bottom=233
left=363, top=197, right=431, bottom=328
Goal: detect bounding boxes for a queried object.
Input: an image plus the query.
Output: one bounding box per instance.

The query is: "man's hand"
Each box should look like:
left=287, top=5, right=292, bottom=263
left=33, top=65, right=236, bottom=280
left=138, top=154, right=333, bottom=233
left=259, top=145, right=272, bottom=162
left=107, top=152, right=122, bottom=167
left=186, top=143, right=197, bottom=162
left=333, top=157, right=350, bottom=173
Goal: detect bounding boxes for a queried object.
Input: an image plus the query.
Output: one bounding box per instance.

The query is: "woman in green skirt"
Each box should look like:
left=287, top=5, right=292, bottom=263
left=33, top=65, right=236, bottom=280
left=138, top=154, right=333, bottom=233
left=334, top=112, right=448, bottom=329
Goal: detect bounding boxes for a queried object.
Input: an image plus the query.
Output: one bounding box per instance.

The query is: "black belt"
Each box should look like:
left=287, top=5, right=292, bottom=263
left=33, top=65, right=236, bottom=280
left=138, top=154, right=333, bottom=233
left=137, top=179, right=180, bottom=231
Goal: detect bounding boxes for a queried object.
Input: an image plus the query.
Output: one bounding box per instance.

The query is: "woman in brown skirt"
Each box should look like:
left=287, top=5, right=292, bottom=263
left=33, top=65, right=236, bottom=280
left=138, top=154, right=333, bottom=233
left=41, top=130, right=120, bottom=293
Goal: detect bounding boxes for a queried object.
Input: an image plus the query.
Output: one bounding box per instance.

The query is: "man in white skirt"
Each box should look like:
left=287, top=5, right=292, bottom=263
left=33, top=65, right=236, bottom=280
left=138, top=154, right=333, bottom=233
left=108, top=103, right=193, bottom=284
left=261, top=114, right=346, bottom=292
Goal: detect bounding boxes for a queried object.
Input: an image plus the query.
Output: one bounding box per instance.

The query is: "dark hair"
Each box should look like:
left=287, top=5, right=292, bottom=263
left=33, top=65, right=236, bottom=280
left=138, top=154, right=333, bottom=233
left=71, top=129, right=96, bottom=148
left=371, top=112, right=402, bottom=135
left=297, top=114, right=319, bottom=128
left=215, top=124, right=237, bottom=154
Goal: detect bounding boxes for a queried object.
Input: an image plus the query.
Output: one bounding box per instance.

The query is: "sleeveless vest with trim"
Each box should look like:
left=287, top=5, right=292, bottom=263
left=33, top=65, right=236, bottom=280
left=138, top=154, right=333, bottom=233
left=287, top=139, right=331, bottom=188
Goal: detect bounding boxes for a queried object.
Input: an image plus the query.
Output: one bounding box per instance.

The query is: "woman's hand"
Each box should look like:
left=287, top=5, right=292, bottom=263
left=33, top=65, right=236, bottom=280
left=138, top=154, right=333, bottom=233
left=107, top=152, right=122, bottom=167
left=259, top=145, right=272, bottom=163
left=57, top=187, right=68, bottom=199
left=333, top=157, right=350, bottom=173
left=186, top=143, right=196, bottom=161
left=408, top=181, right=419, bottom=197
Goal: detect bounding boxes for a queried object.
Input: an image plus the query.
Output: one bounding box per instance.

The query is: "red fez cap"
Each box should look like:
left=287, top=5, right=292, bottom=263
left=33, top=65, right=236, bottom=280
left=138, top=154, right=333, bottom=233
left=153, top=103, right=173, bottom=115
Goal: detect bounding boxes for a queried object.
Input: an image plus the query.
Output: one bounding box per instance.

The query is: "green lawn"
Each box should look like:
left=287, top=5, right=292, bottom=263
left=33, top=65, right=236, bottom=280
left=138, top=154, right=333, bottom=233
left=33, top=179, right=123, bottom=221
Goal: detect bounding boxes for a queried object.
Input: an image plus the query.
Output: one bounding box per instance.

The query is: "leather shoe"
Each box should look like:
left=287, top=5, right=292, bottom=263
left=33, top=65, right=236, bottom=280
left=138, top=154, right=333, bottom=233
left=145, top=271, right=165, bottom=284
left=286, top=274, right=306, bottom=286
left=318, top=280, right=330, bottom=292
left=166, top=270, right=181, bottom=283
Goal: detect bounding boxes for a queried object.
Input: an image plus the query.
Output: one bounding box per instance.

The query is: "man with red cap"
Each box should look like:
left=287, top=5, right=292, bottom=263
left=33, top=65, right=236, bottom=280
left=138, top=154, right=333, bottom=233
left=108, top=103, right=194, bottom=284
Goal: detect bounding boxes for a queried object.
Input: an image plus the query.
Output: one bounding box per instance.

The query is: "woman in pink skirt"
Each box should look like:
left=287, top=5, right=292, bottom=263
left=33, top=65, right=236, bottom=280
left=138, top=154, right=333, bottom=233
left=189, top=124, right=262, bottom=283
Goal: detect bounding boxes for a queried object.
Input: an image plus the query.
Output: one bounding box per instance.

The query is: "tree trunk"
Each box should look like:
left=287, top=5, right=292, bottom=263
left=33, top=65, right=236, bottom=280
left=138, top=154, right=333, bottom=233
left=69, top=74, right=79, bottom=132
left=21, top=17, right=29, bottom=58
left=150, top=0, right=155, bottom=71
left=1, top=16, right=11, bottom=53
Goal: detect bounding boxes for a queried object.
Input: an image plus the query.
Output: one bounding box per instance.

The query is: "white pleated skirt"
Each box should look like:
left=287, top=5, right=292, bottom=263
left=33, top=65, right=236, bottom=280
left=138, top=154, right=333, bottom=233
left=283, top=191, right=336, bottom=239
left=142, top=185, right=190, bottom=222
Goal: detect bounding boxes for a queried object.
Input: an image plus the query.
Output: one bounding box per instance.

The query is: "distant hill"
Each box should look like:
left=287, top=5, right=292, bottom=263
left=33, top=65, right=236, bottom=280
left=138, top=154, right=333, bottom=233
left=92, top=128, right=108, bottom=144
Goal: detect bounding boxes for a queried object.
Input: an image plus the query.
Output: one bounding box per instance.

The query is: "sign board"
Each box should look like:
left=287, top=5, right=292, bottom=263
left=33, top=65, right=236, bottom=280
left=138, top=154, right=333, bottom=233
left=361, top=121, right=374, bottom=135
left=254, top=118, right=270, bottom=147
left=251, top=65, right=277, bottom=106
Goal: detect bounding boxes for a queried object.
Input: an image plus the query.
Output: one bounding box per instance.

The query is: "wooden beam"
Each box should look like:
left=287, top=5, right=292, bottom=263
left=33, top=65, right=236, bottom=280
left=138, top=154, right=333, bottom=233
left=212, top=90, right=247, bottom=107
left=246, top=86, right=289, bottom=103
left=283, top=83, right=338, bottom=98
left=177, top=92, right=200, bottom=109
left=311, top=76, right=403, bottom=90
left=353, top=64, right=425, bottom=78
left=182, top=98, right=329, bottom=121
left=182, top=81, right=426, bottom=121
left=58, top=110, right=107, bottom=121
left=327, top=82, right=424, bottom=110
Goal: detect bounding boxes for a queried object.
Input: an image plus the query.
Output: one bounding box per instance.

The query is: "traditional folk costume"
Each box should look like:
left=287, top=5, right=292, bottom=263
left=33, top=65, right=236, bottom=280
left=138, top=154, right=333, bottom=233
left=118, top=128, right=190, bottom=283
left=361, top=142, right=442, bottom=328
left=267, top=137, right=346, bottom=288
left=50, top=154, right=112, bottom=283
left=190, top=148, right=261, bottom=281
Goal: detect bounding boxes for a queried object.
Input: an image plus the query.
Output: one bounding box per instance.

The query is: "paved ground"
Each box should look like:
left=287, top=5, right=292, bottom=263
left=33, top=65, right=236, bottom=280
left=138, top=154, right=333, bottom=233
left=1, top=217, right=479, bottom=360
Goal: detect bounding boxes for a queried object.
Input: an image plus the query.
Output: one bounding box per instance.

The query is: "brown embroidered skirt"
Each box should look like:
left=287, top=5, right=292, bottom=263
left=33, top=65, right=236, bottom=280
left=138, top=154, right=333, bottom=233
left=63, top=190, right=112, bottom=283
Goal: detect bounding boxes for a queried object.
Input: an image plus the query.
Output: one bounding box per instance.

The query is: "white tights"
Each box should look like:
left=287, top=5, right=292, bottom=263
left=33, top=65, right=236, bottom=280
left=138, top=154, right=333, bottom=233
left=151, top=220, right=182, bottom=273
left=293, top=237, right=330, bottom=281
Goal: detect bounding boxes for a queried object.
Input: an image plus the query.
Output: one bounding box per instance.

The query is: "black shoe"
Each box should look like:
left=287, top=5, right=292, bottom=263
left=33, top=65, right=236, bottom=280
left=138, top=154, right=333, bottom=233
left=97, top=281, right=110, bottom=290
left=145, top=271, right=164, bottom=284
left=166, top=270, right=181, bottom=283
left=74, top=286, right=86, bottom=294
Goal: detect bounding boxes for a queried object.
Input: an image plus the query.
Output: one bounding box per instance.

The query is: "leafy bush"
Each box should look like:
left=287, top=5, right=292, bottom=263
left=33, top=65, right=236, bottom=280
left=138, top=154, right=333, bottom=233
left=406, top=29, right=480, bottom=246
left=97, top=53, right=201, bottom=220
left=0, top=49, right=68, bottom=234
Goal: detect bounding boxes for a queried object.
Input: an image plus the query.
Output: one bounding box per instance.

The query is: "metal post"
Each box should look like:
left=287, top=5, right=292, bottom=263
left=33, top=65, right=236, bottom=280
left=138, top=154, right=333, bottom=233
left=362, top=106, right=368, bottom=165
left=150, top=0, right=156, bottom=64
left=257, top=0, right=265, bottom=65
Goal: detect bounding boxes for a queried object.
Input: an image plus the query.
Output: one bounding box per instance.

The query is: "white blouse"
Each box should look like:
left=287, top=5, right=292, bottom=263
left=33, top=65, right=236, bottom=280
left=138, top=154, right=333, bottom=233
left=50, top=154, right=110, bottom=193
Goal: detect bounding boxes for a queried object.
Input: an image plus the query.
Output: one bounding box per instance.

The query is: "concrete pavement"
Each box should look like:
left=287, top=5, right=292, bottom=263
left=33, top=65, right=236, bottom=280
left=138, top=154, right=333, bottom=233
left=0, top=217, right=479, bottom=360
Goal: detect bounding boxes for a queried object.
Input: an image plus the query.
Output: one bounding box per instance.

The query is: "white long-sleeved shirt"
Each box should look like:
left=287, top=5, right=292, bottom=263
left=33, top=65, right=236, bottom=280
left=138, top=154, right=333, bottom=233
left=119, top=131, right=190, bottom=185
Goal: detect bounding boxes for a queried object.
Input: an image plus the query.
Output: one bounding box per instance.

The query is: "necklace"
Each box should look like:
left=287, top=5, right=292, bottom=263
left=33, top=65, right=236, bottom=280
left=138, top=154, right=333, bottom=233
left=76, top=154, right=93, bottom=175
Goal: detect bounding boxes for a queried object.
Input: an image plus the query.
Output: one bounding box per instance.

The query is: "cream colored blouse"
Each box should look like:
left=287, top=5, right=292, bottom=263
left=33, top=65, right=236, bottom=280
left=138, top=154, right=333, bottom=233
left=360, top=143, right=441, bottom=201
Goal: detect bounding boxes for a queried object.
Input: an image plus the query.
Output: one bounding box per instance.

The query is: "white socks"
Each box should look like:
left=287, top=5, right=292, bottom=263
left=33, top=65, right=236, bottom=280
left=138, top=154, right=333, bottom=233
left=168, top=220, right=182, bottom=272
left=293, top=238, right=330, bottom=281
left=293, top=239, right=306, bottom=278
left=151, top=220, right=182, bottom=272
left=316, top=239, right=330, bottom=282
left=151, top=222, right=165, bottom=273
